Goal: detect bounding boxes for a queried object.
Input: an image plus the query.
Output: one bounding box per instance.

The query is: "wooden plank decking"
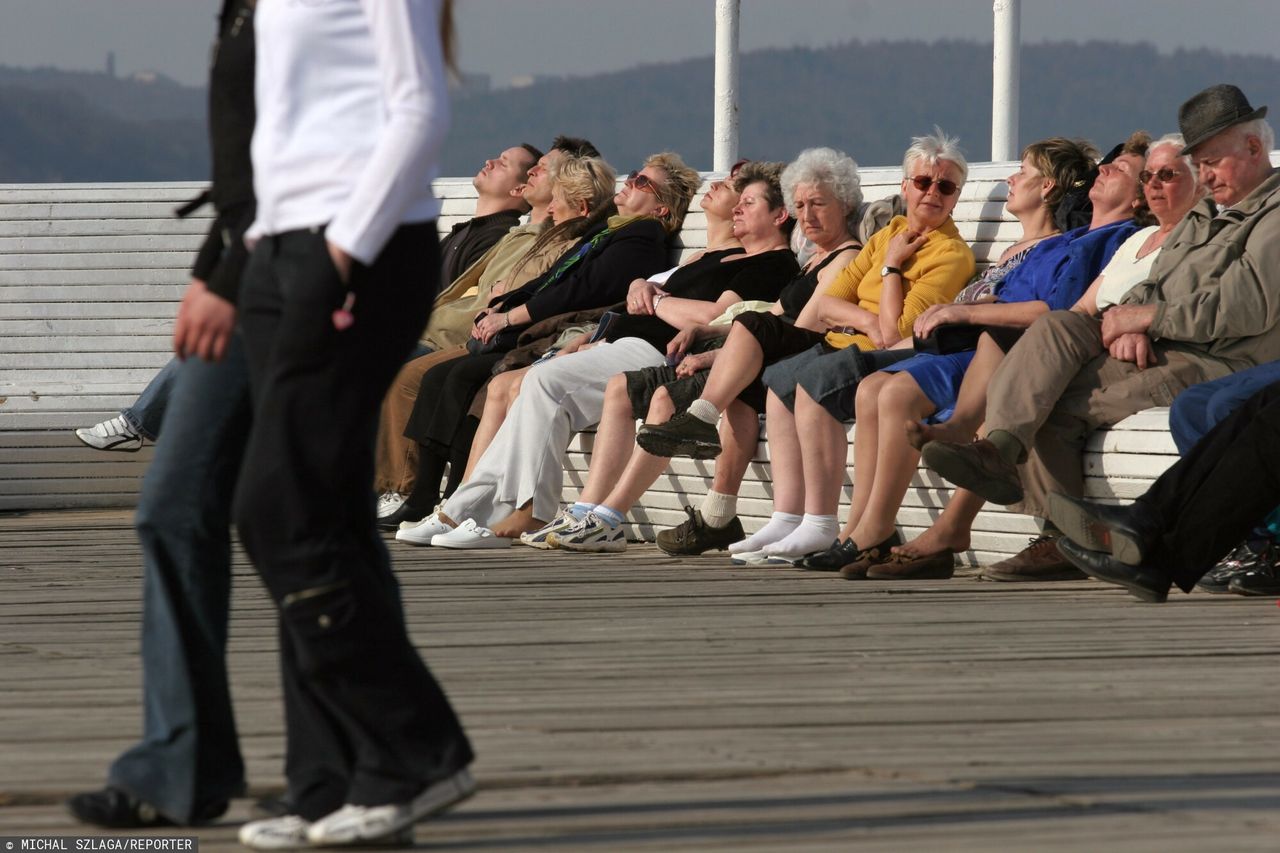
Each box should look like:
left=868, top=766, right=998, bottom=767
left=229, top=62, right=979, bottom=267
left=1, top=509, right=1278, bottom=851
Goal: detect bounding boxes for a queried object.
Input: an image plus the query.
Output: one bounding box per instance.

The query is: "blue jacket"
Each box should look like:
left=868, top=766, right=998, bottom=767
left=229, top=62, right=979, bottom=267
left=996, top=218, right=1139, bottom=310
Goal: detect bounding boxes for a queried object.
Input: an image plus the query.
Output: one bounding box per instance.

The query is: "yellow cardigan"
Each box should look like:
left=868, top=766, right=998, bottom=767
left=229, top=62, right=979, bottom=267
left=822, top=215, right=975, bottom=350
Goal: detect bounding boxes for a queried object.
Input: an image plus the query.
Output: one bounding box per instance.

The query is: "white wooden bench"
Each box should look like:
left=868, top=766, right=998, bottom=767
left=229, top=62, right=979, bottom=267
left=0, top=163, right=1191, bottom=567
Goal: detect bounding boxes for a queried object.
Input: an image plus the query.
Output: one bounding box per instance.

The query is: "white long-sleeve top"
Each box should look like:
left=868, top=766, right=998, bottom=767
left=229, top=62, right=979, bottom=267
left=248, top=0, right=450, bottom=265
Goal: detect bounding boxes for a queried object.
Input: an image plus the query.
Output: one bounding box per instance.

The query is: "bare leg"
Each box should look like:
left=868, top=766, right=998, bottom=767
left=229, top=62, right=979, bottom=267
left=579, top=374, right=651, bottom=506
left=490, top=502, right=545, bottom=538
left=465, top=367, right=527, bottom=479
left=840, top=371, right=892, bottom=540
left=893, top=488, right=983, bottom=557
left=848, top=372, right=937, bottom=549
left=597, top=386, right=679, bottom=512
left=795, top=388, right=849, bottom=517
left=697, top=322, right=765, bottom=411
left=905, top=333, right=1006, bottom=450
left=711, top=401, right=760, bottom=496
left=764, top=389, right=805, bottom=515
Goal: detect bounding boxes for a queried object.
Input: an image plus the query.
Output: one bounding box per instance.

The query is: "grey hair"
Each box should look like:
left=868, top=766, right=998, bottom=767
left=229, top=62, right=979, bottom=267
left=1233, top=117, right=1276, bottom=153
left=1148, top=133, right=1194, bottom=174
left=902, top=127, right=969, bottom=186
left=781, top=147, right=863, bottom=215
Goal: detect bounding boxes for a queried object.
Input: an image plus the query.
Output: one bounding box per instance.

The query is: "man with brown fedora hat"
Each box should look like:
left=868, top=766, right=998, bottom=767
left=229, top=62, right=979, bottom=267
left=916, top=83, right=1280, bottom=581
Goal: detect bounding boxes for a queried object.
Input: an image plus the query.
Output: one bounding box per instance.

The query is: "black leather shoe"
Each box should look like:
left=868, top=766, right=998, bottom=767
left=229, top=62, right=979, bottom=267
left=801, top=538, right=859, bottom=571
left=377, top=502, right=429, bottom=530
left=68, top=788, right=163, bottom=828
left=1057, top=537, right=1170, bottom=603
left=67, top=786, right=227, bottom=829
left=1047, top=492, right=1154, bottom=566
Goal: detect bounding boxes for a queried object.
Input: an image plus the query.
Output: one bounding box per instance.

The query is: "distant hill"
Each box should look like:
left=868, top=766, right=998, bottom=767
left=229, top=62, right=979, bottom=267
left=0, top=66, right=206, bottom=181
left=2, top=40, right=1279, bottom=182
left=444, top=39, right=1280, bottom=173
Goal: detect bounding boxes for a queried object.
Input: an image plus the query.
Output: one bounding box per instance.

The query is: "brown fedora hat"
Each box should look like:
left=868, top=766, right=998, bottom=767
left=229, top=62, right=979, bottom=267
left=1178, top=84, right=1268, bottom=154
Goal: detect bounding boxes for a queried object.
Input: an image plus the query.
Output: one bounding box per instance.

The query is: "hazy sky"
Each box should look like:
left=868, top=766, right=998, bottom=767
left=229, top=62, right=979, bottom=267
left=3, top=0, right=1280, bottom=88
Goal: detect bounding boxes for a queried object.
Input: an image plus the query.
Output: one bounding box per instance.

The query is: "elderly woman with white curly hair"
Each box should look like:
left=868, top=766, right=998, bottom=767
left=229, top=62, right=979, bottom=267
left=544, top=147, right=866, bottom=553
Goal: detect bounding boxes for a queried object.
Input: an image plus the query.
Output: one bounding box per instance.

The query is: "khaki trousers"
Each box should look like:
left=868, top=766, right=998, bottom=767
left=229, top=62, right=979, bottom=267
left=984, top=310, right=1230, bottom=518
left=373, top=345, right=467, bottom=494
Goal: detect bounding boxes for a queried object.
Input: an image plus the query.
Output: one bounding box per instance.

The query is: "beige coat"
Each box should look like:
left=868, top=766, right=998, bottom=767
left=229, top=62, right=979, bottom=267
left=423, top=221, right=573, bottom=350
left=1121, top=168, right=1280, bottom=371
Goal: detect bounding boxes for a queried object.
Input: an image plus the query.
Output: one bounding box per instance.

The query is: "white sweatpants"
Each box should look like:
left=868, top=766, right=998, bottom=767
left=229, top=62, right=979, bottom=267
left=444, top=337, right=666, bottom=526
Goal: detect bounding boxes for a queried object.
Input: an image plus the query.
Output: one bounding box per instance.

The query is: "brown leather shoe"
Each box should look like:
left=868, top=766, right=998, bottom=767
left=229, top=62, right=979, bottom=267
left=866, top=549, right=957, bottom=580
left=839, top=531, right=903, bottom=579
left=920, top=438, right=1023, bottom=505
left=981, top=534, right=1087, bottom=581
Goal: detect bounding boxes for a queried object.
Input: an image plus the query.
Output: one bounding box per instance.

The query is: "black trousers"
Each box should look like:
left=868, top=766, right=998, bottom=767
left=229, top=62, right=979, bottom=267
left=403, top=350, right=503, bottom=456
left=1137, top=380, right=1280, bottom=592
left=234, top=224, right=472, bottom=818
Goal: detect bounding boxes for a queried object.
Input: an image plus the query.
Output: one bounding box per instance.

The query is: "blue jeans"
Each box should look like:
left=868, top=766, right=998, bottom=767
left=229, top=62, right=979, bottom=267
left=1169, top=360, right=1280, bottom=453
left=108, top=334, right=253, bottom=824
left=121, top=358, right=183, bottom=441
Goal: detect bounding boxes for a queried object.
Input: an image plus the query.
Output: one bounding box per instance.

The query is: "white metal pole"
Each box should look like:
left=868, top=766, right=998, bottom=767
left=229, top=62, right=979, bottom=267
left=991, top=0, right=1020, bottom=161
left=713, top=0, right=740, bottom=171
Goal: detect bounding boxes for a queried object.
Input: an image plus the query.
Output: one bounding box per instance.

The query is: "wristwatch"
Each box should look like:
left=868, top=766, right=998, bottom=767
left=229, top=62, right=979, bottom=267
left=881, top=265, right=902, bottom=278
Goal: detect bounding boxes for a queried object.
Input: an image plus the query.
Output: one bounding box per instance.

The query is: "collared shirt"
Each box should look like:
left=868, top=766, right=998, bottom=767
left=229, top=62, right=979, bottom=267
left=248, top=0, right=449, bottom=265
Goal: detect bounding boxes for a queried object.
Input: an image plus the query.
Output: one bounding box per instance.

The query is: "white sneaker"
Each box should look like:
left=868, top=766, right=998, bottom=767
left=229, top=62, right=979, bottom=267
left=430, top=519, right=511, bottom=549
left=730, top=549, right=775, bottom=565
left=306, top=768, right=476, bottom=846
left=519, top=511, right=579, bottom=549
left=376, top=492, right=406, bottom=519
left=394, top=512, right=454, bottom=545
left=552, top=512, right=627, bottom=553
left=74, top=415, right=143, bottom=452
left=239, top=815, right=312, bottom=850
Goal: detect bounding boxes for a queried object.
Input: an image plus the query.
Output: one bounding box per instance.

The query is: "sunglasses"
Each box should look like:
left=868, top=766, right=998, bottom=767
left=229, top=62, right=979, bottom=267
left=908, top=175, right=960, bottom=196
left=1139, top=167, right=1181, bottom=185
left=625, top=170, right=662, bottom=196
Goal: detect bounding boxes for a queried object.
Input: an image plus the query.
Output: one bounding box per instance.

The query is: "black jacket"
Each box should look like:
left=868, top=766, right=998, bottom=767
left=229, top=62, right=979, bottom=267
left=190, top=0, right=256, bottom=305
left=492, top=218, right=670, bottom=324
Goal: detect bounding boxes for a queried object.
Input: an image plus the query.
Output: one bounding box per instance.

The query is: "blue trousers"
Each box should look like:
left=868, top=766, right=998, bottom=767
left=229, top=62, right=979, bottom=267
left=108, top=334, right=253, bottom=824
left=1168, top=360, right=1280, bottom=453
left=121, top=357, right=183, bottom=441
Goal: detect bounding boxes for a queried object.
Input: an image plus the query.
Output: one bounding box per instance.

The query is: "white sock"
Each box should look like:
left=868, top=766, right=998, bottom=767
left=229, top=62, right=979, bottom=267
left=762, top=514, right=840, bottom=557
left=687, top=398, right=719, bottom=425
left=700, top=490, right=737, bottom=529
left=728, top=511, right=802, bottom=554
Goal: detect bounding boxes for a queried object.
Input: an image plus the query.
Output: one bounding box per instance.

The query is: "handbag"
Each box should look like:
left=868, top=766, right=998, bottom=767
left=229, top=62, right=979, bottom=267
left=912, top=323, right=986, bottom=355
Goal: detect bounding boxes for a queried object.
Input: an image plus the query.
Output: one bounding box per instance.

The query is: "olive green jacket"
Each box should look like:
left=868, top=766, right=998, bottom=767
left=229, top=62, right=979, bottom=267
left=1123, top=168, right=1280, bottom=370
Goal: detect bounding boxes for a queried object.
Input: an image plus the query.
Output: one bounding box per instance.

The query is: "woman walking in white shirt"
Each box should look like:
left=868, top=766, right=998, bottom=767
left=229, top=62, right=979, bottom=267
left=234, top=1, right=473, bottom=848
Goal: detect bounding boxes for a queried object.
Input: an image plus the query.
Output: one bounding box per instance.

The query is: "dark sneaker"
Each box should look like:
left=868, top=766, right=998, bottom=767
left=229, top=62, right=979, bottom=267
left=1196, top=540, right=1268, bottom=594
left=981, top=534, right=1086, bottom=581
left=801, top=538, right=859, bottom=571
left=655, top=506, right=744, bottom=555
left=1226, top=550, right=1280, bottom=597
left=636, top=411, right=721, bottom=459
